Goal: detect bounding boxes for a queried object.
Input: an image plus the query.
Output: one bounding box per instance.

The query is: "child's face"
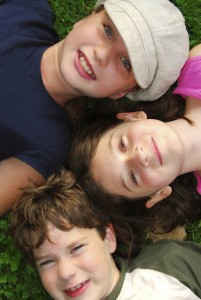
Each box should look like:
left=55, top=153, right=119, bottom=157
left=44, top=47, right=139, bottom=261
left=34, top=223, right=119, bottom=300
left=60, top=10, right=137, bottom=99
left=91, top=117, right=183, bottom=199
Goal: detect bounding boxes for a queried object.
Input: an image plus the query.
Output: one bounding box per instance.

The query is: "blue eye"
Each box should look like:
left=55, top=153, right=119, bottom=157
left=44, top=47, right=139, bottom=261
left=121, top=57, right=131, bottom=71
left=103, top=24, right=113, bottom=39
left=120, top=137, right=126, bottom=152
left=131, top=169, right=138, bottom=185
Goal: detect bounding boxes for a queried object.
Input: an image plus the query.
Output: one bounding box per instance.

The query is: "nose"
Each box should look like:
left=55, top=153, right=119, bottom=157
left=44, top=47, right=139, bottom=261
left=58, top=259, right=76, bottom=280
left=127, top=146, right=148, bottom=168
left=93, top=43, right=113, bottom=67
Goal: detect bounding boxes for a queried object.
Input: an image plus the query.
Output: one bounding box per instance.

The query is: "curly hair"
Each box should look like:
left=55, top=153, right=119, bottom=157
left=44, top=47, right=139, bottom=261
left=9, top=169, right=142, bottom=267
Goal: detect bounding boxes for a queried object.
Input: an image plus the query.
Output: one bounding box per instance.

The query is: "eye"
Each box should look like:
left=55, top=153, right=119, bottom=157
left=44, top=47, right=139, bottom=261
left=40, top=259, right=54, bottom=266
left=121, top=57, right=131, bottom=71
left=130, top=169, right=138, bottom=185
left=103, top=24, right=113, bottom=39
left=71, top=244, right=84, bottom=255
left=119, top=137, right=126, bottom=153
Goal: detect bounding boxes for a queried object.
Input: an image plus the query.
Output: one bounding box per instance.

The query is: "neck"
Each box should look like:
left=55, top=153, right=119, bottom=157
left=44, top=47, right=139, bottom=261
left=40, top=40, right=81, bottom=107
left=168, top=97, right=201, bottom=174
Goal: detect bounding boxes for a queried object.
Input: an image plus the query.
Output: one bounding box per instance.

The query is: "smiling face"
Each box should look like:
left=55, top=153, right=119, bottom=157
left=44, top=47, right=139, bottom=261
left=34, top=223, right=119, bottom=300
left=91, top=118, right=184, bottom=199
left=59, top=9, right=137, bottom=99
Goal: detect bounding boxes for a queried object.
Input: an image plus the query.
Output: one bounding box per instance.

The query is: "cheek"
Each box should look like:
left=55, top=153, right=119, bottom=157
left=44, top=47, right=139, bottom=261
left=141, top=171, right=163, bottom=188
left=85, top=248, right=111, bottom=275
left=142, top=170, right=171, bottom=190
left=40, top=271, right=56, bottom=291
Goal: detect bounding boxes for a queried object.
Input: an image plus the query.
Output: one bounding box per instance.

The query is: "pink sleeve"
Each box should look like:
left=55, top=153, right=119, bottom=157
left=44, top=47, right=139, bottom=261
left=194, top=172, right=201, bottom=195
left=173, top=56, right=201, bottom=100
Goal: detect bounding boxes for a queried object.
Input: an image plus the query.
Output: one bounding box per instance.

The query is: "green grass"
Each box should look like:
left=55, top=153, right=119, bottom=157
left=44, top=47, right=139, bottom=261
left=173, top=0, right=201, bottom=47
left=1, top=0, right=201, bottom=299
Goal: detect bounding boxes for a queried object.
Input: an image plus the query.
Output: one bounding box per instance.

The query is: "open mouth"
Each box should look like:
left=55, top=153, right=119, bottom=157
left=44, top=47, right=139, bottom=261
left=78, top=50, right=96, bottom=79
left=64, top=279, right=90, bottom=297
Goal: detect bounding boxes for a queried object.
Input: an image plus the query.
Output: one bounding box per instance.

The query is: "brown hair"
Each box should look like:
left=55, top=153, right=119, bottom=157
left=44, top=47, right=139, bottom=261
left=70, top=93, right=185, bottom=189
left=70, top=94, right=201, bottom=233
left=10, top=169, right=141, bottom=266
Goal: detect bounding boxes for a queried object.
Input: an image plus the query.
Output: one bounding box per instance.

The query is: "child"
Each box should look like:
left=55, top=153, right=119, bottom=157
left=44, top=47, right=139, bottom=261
left=70, top=44, right=201, bottom=208
left=10, top=169, right=201, bottom=300
left=0, top=0, right=188, bottom=215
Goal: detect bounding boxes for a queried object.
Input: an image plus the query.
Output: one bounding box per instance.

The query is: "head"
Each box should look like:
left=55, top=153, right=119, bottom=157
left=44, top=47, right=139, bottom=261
left=70, top=95, right=186, bottom=207
left=70, top=99, right=201, bottom=235
left=10, top=170, right=120, bottom=300
left=60, top=6, right=137, bottom=100
left=94, top=0, right=189, bottom=100
left=60, top=0, right=188, bottom=101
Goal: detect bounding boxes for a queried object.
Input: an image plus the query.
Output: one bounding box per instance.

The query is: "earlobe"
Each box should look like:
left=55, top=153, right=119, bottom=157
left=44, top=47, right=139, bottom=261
left=116, top=111, right=147, bottom=122
left=105, top=224, right=117, bottom=254
left=145, top=186, right=172, bottom=209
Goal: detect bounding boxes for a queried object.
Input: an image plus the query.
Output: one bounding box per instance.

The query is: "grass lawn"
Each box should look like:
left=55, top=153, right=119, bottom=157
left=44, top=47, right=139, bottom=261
left=0, top=0, right=201, bottom=299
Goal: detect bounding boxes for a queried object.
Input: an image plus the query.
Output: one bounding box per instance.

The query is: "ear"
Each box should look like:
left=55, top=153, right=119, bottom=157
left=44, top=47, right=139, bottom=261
left=104, top=224, right=117, bottom=254
left=109, top=91, right=128, bottom=100
left=145, top=186, right=172, bottom=209
left=116, top=111, right=147, bottom=122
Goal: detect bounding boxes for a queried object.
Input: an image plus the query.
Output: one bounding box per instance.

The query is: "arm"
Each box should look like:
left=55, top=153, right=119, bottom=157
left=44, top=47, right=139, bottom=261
left=189, top=43, right=201, bottom=58
left=0, top=157, right=45, bottom=216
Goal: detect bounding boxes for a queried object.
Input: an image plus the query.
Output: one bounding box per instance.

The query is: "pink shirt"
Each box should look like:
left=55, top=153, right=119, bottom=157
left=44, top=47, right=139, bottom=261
left=173, top=56, right=201, bottom=194
left=173, top=56, right=201, bottom=99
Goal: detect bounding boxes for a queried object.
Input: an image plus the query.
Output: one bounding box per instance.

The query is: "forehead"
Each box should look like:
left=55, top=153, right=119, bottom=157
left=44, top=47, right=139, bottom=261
left=37, top=225, right=101, bottom=247
left=90, top=9, right=120, bottom=34
left=105, top=118, right=161, bottom=135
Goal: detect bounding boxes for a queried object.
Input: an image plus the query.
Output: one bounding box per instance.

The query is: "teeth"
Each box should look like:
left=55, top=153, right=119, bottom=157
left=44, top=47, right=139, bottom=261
left=67, top=280, right=87, bottom=292
left=79, top=55, right=95, bottom=77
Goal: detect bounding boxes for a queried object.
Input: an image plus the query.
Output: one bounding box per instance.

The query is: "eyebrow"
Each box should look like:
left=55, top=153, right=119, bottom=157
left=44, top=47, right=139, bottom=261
left=108, top=133, right=113, bottom=153
left=35, top=236, right=88, bottom=262
left=35, top=254, right=50, bottom=262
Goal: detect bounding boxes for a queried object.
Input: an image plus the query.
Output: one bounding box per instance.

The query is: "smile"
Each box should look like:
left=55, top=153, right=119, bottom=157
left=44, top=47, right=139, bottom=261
left=152, top=137, right=162, bottom=166
left=78, top=50, right=96, bottom=79
left=64, top=279, right=89, bottom=297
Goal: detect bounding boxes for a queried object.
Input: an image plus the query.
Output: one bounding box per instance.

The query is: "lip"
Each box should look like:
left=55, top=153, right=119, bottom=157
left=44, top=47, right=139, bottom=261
left=64, top=279, right=90, bottom=298
left=152, top=137, right=162, bottom=165
left=74, top=50, right=96, bottom=80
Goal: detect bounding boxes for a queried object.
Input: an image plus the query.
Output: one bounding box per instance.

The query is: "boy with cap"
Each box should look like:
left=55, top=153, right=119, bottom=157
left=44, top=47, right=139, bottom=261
left=0, top=0, right=188, bottom=215
left=10, top=169, right=201, bottom=300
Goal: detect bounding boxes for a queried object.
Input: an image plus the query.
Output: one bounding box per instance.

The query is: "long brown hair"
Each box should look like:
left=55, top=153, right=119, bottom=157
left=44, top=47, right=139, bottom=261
left=70, top=94, right=201, bottom=233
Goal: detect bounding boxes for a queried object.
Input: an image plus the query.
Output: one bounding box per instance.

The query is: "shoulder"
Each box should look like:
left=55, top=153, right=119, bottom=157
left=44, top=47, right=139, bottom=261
left=131, top=240, right=201, bottom=271
left=189, top=44, right=201, bottom=58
